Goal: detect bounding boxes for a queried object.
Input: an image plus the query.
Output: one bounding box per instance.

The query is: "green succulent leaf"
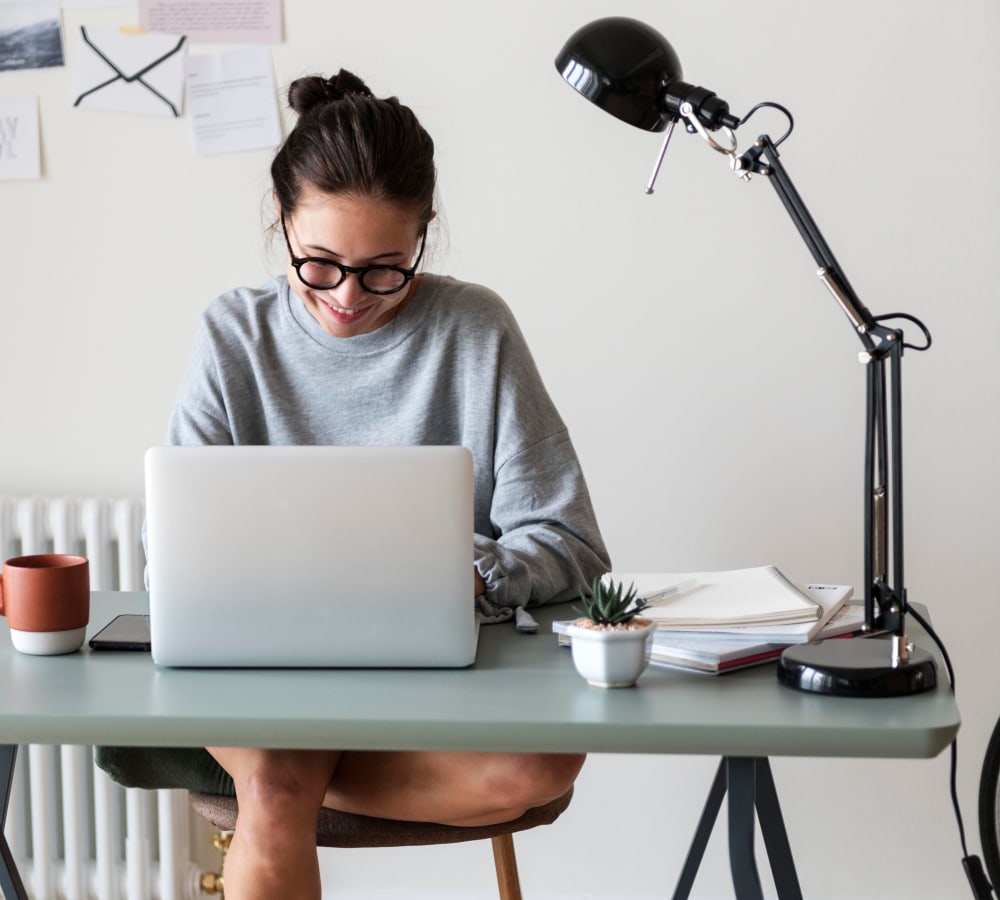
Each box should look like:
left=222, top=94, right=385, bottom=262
left=575, top=576, right=648, bottom=626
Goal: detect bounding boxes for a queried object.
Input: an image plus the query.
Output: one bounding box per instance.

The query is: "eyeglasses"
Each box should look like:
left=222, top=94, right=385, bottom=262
left=281, top=213, right=425, bottom=295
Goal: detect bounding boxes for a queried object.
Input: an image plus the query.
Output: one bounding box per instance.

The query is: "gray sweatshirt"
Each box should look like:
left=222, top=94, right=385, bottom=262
left=166, top=273, right=611, bottom=613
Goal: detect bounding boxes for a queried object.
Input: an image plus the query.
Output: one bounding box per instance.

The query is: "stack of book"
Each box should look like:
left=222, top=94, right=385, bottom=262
left=554, top=566, right=866, bottom=675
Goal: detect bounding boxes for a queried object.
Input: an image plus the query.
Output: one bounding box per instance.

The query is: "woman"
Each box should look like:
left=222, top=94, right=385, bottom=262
left=163, top=69, right=609, bottom=898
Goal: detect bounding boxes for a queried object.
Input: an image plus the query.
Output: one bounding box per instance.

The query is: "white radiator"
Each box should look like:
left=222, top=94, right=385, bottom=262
left=0, top=497, right=201, bottom=900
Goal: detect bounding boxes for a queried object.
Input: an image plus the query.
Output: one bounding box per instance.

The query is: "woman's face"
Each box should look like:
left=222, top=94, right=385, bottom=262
left=282, top=189, right=425, bottom=339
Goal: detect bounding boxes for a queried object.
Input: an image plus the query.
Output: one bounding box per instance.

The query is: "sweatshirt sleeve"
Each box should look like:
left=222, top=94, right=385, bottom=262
left=468, top=298, right=611, bottom=610
left=474, top=429, right=611, bottom=610
left=165, top=312, right=236, bottom=446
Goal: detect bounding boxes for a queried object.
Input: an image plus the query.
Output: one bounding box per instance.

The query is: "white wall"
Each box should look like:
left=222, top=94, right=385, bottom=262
left=3, top=1, right=998, bottom=897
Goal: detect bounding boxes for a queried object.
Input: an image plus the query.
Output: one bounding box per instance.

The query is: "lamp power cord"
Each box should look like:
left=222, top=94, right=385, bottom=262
left=905, top=605, right=994, bottom=898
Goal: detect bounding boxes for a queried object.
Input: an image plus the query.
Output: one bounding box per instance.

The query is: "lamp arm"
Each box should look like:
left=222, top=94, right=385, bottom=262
left=742, top=135, right=881, bottom=349
left=741, top=133, right=909, bottom=638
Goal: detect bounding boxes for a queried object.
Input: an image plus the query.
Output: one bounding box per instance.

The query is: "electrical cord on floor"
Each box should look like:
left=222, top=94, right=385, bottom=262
left=906, top=604, right=994, bottom=899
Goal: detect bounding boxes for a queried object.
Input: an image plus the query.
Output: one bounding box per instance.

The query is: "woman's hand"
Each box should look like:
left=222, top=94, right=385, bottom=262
left=474, top=569, right=486, bottom=597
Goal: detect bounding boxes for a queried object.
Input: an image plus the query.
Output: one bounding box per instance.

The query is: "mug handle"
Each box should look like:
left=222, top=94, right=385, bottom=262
left=0, top=572, right=5, bottom=616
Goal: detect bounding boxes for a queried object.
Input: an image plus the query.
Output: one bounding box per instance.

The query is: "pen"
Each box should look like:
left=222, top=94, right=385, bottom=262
left=641, top=578, right=699, bottom=605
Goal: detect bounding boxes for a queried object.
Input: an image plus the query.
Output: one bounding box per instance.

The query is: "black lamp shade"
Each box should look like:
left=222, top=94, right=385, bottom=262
left=555, top=17, right=682, bottom=133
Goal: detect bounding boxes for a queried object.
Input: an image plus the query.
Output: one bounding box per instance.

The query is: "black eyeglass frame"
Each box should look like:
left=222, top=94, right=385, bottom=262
left=280, top=213, right=426, bottom=295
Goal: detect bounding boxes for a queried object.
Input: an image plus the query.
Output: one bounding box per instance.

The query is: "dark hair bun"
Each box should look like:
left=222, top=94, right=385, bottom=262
left=287, top=69, right=374, bottom=116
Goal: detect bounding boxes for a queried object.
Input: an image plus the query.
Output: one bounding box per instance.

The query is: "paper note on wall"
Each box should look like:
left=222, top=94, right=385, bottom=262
left=139, top=0, right=282, bottom=44
left=72, top=26, right=186, bottom=117
left=0, top=96, right=41, bottom=180
left=60, top=0, right=131, bottom=7
left=186, top=46, right=282, bottom=156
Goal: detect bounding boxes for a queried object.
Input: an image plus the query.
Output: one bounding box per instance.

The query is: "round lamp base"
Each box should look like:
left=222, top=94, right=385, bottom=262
left=777, top=637, right=937, bottom=697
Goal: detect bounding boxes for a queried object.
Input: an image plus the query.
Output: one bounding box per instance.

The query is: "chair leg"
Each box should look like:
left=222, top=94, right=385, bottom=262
left=491, top=834, right=523, bottom=900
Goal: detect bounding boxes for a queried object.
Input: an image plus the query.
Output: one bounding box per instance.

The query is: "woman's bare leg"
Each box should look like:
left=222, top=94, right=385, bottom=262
left=208, top=747, right=585, bottom=899
left=324, top=750, right=586, bottom=826
left=207, top=747, right=342, bottom=900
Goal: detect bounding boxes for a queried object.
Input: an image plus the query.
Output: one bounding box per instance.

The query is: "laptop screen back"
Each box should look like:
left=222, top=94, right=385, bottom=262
left=144, top=445, right=476, bottom=668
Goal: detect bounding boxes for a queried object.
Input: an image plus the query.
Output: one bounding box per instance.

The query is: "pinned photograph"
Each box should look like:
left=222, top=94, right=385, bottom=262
left=0, top=0, right=64, bottom=71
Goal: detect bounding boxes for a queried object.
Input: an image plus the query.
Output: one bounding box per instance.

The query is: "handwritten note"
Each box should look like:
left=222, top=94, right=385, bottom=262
left=186, top=46, right=281, bottom=156
left=60, top=0, right=132, bottom=7
left=139, top=0, right=282, bottom=44
left=0, top=97, right=41, bottom=180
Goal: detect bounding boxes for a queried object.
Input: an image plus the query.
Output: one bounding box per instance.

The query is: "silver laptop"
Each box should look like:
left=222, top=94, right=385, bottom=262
left=144, top=445, right=477, bottom=668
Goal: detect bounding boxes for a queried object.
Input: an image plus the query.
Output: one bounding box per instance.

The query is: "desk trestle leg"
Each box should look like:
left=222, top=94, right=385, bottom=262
left=672, top=756, right=803, bottom=900
left=1, top=745, right=29, bottom=900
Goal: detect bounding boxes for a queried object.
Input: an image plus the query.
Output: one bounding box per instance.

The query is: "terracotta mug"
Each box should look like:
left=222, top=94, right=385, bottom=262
left=0, top=554, right=90, bottom=655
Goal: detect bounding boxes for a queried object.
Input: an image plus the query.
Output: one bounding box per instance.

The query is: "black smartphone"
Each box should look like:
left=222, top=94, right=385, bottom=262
left=89, top=614, right=152, bottom=651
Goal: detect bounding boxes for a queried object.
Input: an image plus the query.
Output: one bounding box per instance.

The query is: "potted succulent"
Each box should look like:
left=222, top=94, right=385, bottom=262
left=566, top=577, right=655, bottom=688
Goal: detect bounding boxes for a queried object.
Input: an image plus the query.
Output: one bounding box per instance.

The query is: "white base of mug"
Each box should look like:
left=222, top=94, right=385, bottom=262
left=10, top=626, right=87, bottom=655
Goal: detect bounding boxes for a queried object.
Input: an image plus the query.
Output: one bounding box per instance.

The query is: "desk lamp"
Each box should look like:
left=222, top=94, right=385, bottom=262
left=555, top=17, right=937, bottom=697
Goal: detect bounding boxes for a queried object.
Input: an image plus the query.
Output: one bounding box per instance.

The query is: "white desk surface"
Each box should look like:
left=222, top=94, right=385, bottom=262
left=0, top=592, right=959, bottom=758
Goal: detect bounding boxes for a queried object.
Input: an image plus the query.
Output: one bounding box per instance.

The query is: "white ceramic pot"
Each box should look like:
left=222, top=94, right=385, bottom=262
left=566, top=618, right=655, bottom=688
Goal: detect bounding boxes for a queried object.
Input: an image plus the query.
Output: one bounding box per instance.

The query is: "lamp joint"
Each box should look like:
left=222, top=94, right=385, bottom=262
left=891, top=634, right=914, bottom=667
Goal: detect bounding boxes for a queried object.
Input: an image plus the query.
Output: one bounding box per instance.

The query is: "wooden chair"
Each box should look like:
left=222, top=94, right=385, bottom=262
left=189, top=786, right=573, bottom=900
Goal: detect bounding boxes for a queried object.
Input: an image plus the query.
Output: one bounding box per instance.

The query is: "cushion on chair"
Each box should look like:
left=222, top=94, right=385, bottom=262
left=189, top=786, right=574, bottom=848
left=96, top=746, right=236, bottom=796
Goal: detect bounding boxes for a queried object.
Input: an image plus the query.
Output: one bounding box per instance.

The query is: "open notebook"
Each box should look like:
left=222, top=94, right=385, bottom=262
left=607, top=566, right=822, bottom=629
left=144, top=445, right=478, bottom=668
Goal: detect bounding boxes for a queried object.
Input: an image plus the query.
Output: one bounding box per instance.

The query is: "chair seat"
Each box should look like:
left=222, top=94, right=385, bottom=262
left=189, top=786, right=573, bottom=848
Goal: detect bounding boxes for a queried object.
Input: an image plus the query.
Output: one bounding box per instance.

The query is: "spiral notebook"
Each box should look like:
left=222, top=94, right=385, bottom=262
left=606, top=566, right=822, bottom=629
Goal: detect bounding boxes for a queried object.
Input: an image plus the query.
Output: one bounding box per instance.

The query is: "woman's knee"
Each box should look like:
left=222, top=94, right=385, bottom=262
left=525, top=752, right=586, bottom=803
left=486, top=752, right=585, bottom=811
left=210, top=748, right=340, bottom=817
